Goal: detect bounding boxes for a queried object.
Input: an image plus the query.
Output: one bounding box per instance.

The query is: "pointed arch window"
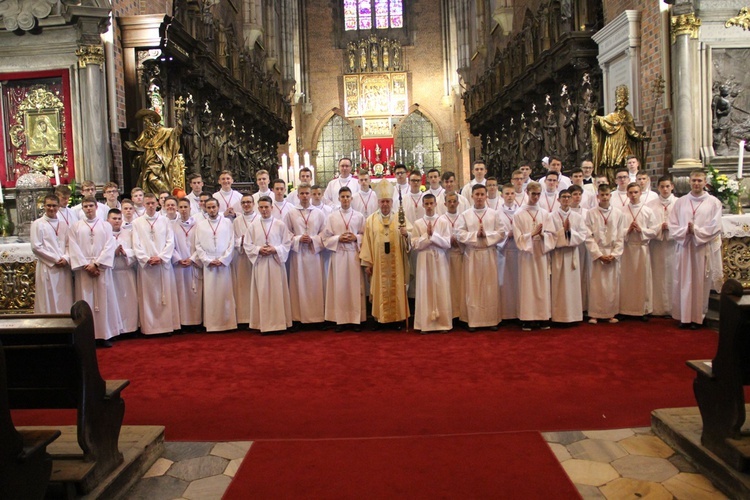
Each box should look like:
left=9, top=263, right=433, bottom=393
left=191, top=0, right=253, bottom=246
left=315, top=115, right=359, bottom=185
left=344, top=0, right=403, bottom=31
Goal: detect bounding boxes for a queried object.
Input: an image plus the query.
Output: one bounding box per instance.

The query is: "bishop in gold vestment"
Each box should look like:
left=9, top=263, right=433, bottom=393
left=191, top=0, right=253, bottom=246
left=360, top=181, right=412, bottom=325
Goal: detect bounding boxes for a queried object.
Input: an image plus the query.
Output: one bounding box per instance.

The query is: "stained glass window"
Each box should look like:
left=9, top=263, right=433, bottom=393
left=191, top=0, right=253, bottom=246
left=344, top=0, right=357, bottom=31
left=344, top=0, right=403, bottom=31
left=315, top=115, right=359, bottom=186
left=395, top=111, right=441, bottom=171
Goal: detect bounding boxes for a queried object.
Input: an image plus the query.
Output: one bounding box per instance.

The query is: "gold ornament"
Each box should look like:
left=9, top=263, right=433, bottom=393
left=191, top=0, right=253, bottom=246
left=671, top=13, right=702, bottom=44
left=725, top=7, right=750, bottom=31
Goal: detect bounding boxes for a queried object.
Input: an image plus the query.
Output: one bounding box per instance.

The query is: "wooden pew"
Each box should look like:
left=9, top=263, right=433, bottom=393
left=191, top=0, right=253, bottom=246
left=0, top=300, right=129, bottom=494
left=687, top=279, right=750, bottom=472
left=0, top=341, right=61, bottom=500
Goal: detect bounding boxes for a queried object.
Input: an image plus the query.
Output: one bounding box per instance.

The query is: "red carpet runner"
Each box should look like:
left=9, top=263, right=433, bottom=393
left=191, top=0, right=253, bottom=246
left=223, top=432, right=580, bottom=499
left=13, top=318, right=717, bottom=441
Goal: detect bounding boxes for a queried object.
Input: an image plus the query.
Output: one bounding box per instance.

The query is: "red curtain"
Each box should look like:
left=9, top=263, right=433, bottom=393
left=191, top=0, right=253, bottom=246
left=360, top=138, right=394, bottom=165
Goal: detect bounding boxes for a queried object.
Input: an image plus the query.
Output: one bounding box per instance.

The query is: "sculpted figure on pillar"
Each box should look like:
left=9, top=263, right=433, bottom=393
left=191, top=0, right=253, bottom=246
left=127, top=108, right=185, bottom=195
left=711, top=84, right=732, bottom=155
left=591, top=85, right=648, bottom=185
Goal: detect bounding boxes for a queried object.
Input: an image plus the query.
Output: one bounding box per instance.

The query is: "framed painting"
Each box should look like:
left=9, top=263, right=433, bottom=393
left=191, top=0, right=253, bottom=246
left=24, top=109, right=61, bottom=156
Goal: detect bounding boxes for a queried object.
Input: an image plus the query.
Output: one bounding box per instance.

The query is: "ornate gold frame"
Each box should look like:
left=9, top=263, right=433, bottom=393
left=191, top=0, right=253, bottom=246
left=23, top=109, right=62, bottom=156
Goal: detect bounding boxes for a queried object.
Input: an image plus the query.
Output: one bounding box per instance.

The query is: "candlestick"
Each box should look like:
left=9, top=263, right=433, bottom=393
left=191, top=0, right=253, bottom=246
left=304, top=152, right=310, bottom=169
left=739, top=140, right=746, bottom=179
left=53, top=163, right=60, bottom=185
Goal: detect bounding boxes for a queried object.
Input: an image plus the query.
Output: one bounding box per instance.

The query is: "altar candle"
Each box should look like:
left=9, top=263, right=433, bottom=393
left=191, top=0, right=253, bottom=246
left=282, top=153, right=288, bottom=170
left=279, top=164, right=287, bottom=184
left=740, top=140, right=746, bottom=179
left=0, top=184, right=3, bottom=204
left=53, top=163, right=60, bottom=185
left=304, top=152, right=310, bottom=169
left=293, top=153, right=300, bottom=187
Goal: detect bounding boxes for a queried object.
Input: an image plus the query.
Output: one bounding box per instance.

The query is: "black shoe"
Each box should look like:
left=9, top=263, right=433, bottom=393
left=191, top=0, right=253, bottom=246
left=679, top=322, right=690, bottom=329
left=521, top=323, right=532, bottom=332
left=96, top=339, right=113, bottom=348
left=690, top=323, right=700, bottom=330
left=353, top=324, right=362, bottom=332
left=489, top=325, right=498, bottom=331
left=467, top=326, right=477, bottom=332
left=335, top=325, right=345, bottom=333
left=640, top=315, right=650, bottom=322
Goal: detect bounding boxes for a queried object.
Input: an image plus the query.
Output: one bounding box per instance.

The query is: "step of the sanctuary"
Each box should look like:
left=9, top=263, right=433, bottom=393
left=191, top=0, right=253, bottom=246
left=16, top=425, right=164, bottom=499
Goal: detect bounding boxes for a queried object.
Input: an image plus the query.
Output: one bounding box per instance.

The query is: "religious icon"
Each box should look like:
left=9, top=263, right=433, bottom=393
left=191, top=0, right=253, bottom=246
left=24, top=109, right=61, bottom=156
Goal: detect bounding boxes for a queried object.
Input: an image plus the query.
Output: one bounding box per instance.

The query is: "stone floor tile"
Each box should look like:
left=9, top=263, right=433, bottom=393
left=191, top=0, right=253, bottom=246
left=611, top=455, right=679, bottom=482
left=633, top=427, right=653, bottom=435
left=669, top=453, right=698, bottom=474
left=210, top=441, right=252, bottom=460
left=548, top=442, right=572, bottom=462
left=143, top=457, right=175, bottom=478
left=599, top=477, right=672, bottom=500
left=162, top=442, right=216, bottom=462
left=567, top=439, right=628, bottom=463
left=575, top=483, right=605, bottom=499
left=561, top=459, right=619, bottom=487
left=125, top=475, right=188, bottom=500
left=167, top=455, right=229, bottom=482
left=224, top=457, right=243, bottom=477
left=618, top=434, right=675, bottom=459
left=662, top=473, right=728, bottom=499
left=182, top=474, right=233, bottom=500
left=542, top=430, right=587, bottom=445
left=582, top=429, right=634, bottom=441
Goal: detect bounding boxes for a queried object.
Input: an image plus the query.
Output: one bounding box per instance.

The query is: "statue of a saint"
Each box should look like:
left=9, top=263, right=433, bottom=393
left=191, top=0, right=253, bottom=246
left=126, top=108, right=185, bottom=195
left=591, top=85, right=648, bottom=185
left=711, top=84, right=732, bottom=155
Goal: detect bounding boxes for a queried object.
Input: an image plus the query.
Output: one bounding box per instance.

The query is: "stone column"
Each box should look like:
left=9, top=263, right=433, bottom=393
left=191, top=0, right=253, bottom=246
left=76, top=44, right=112, bottom=185
left=670, top=12, right=702, bottom=170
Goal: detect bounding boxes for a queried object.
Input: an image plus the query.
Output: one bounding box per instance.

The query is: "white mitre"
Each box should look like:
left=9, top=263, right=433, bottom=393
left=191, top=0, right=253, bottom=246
left=373, top=180, right=395, bottom=200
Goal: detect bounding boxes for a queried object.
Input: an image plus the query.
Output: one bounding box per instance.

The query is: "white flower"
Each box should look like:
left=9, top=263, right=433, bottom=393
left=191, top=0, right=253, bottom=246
left=718, top=185, right=726, bottom=193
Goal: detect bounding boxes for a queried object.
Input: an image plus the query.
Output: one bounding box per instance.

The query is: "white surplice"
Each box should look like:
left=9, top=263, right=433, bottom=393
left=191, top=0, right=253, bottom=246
left=284, top=207, right=326, bottom=323
left=324, top=176, right=360, bottom=208
left=456, top=207, right=506, bottom=327
left=322, top=208, right=366, bottom=325
left=610, top=190, right=630, bottom=212
left=112, top=228, right=139, bottom=333
left=544, top=208, right=587, bottom=323
left=271, top=199, right=294, bottom=221
left=646, top=195, right=677, bottom=316
left=352, top=189, right=379, bottom=219
left=513, top=206, right=553, bottom=322
left=618, top=202, right=659, bottom=316
left=131, top=213, right=181, bottom=334
left=440, top=212, right=466, bottom=320
left=68, top=217, right=122, bottom=340
left=30, top=215, right=73, bottom=314
left=436, top=192, right=471, bottom=215
left=412, top=215, right=452, bottom=332
left=195, top=215, right=237, bottom=332
left=668, top=192, right=723, bottom=324
left=571, top=206, right=590, bottom=312
left=245, top=217, right=293, bottom=332
left=186, top=191, right=201, bottom=215
left=585, top=207, right=625, bottom=319
left=213, top=189, right=243, bottom=216
left=402, top=192, right=426, bottom=224
left=233, top=212, right=256, bottom=324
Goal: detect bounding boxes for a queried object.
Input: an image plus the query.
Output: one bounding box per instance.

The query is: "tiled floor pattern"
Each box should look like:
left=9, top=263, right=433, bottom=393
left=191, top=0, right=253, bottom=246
left=543, top=428, right=727, bottom=499
left=126, top=429, right=726, bottom=499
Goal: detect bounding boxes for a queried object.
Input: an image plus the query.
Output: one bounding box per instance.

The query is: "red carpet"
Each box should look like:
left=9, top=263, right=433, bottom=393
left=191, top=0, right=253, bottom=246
left=12, top=318, right=717, bottom=441
left=223, top=432, right=580, bottom=499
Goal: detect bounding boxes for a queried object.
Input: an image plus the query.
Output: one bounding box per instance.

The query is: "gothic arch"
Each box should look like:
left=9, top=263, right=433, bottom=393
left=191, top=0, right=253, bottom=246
left=311, top=109, right=361, bottom=184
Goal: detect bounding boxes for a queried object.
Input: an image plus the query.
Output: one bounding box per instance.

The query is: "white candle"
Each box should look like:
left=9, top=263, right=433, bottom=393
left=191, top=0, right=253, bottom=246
left=279, top=164, right=287, bottom=184
left=282, top=153, right=288, bottom=170
left=0, top=184, right=3, bottom=204
left=293, top=153, right=300, bottom=187
left=739, top=140, right=746, bottom=179
left=53, top=163, right=60, bottom=185
left=304, top=152, right=310, bottom=169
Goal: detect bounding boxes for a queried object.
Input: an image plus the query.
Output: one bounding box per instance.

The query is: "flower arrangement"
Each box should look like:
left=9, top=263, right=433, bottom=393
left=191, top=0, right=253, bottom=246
left=706, top=164, right=744, bottom=213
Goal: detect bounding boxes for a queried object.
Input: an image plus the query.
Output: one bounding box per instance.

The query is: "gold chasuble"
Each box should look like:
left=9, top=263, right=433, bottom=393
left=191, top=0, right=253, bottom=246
left=360, top=211, right=412, bottom=324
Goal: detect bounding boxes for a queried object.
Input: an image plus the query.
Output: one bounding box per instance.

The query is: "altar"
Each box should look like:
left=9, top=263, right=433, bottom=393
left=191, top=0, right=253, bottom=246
left=721, top=214, right=750, bottom=289
left=0, top=239, right=36, bottom=312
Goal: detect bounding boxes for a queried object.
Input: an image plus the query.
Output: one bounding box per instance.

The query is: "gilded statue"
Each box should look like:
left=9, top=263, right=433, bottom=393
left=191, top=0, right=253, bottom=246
left=591, top=85, right=648, bottom=185
left=126, top=108, right=185, bottom=194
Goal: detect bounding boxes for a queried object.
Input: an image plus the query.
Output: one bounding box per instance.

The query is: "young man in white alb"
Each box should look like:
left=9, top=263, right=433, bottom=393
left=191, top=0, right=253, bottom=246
left=460, top=160, right=488, bottom=200
left=618, top=183, right=659, bottom=321
left=68, top=197, right=121, bottom=346
left=510, top=169, right=528, bottom=207
left=72, top=181, right=109, bottom=221
left=440, top=192, right=466, bottom=324
left=173, top=198, right=203, bottom=331
left=514, top=182, right=553, bottom=331
left=544, top=189, right=587, bottom=324
left=519, top=163, right=533, bottom=192
left=31, top=194, right=73, bottom=314
left=412, top=193, right=452, bottom=333
left=185, top=173, right=204, bottom=215
left=585, top=185, right=625, bottom=324
left=581, top=159, right=596, bottom=193
left=569, top=185, right=591, bottom=313
left=131, top=193, right=180, bottom=335
left=611, top=168, right=631, bottom=212
left=626, top=155, right=640, bottom=182
left=539, top=171, right=560, bottom=213
left=324, top=157, right=360, bottom=208
left=120, top=199, right=136, bottom=229
left=131, top=187, right=146, bottom=217
left=352, top=170, right=378, bottom=218
left=538, top=155, right=571, bottom=191
left=668, top=170, right=722, bottom=329
left=498, top=184, right=520, bottom=321
left=485, top=177, right=501, bottom=211
left=391, top=164, right=410, bottom=208
left=270, top=178, right=293, bottom=220
left=569, top=168, right=597, bottom=209
left=636, top=171, right=659, bottom=204
left=310, top=185, right=334, bottom=217
left=103, top=182, right=121, bottom=211
left=456, top=184, right=506, bottom=332
left=232, top=194, right=256, bottom=326
left=403, top=170, right=425, bottom=223
left=286, top=167, right=314, bottom=207
left=213, top=170, right=243, bottom=219
left=195, top=198, right=237, bottom=332
left=108, top=208, right=139, bottom=335
left=245, top=196, right=294, bottom=334
left=646, top=176, right=677, bottom=317
left=252, top=169, right=272, bottom=208
left=436, top=171, right=470, bottom=215
left=284, top=183, right=327, bottom=327
left=425, top=168, right=444, bottom=199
